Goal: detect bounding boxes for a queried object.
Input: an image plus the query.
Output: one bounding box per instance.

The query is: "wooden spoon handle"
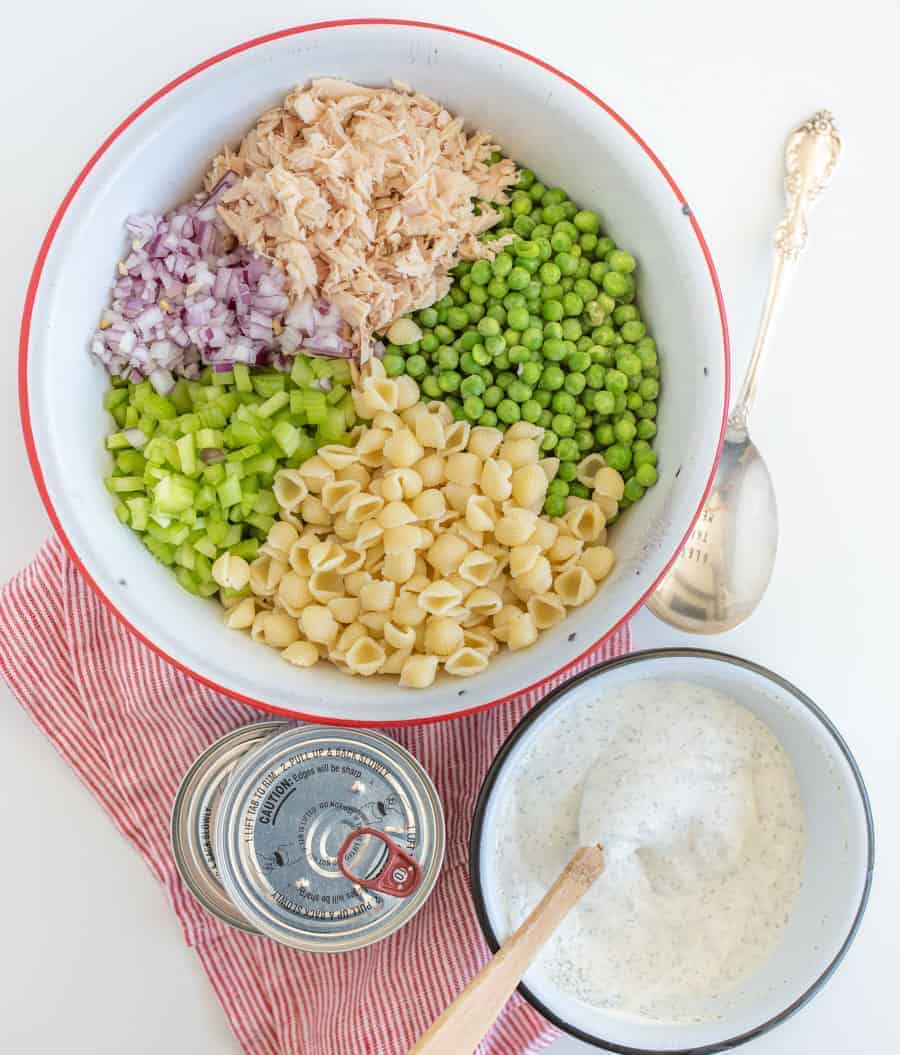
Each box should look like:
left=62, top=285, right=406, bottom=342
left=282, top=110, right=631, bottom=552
left=406, top=845, right=604, bottom=1055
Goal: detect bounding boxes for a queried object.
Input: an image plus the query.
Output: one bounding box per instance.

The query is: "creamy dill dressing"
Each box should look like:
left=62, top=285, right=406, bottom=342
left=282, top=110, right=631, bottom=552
left=493, top=680, right=806, bottom=1022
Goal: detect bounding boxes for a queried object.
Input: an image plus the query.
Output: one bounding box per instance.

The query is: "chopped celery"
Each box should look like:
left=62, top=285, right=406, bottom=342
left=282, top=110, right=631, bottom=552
left=230, top=538, right=259, bottom=561
left=126, top=497, right=150, bottom=531
left=290, top=356, right=315, bottom=386
left=326, top=383, right=348, bottom=406
left=207, top=520, right=229, bottom=546
left=247, top=513, right=275, bottom=534
left=171, top=380, right=193, bottom=414
left=212, top=370, right=235, bottom=387
left=224, top=461, right=245, bottom=480
left=175, top=567, right=200, bottom=595
left=253, top=489, right=279, bottom=515
left=114, top=502, right=130, bottom=525
left=176, top=433, right=198, bottom=476
left=244, top=453, right=277, bottom=476
left=105, top=476, right=144, bottom=493
left=124, top=405, right=140, bottom=429
left=178, top=413, right=201, bottom=434
left=196, top=428, right=224, bottom=450
left=154, top=475, right=196, bottom=514
left=252, top=372, right=286, bottom=398
left=226, top=443, right=262, bottom=463
left=104, top=388, right=129, bottom=411
left=144, top=537, right=175, bottom=565
left=194, top=537, right=218, bottom=559
left=106, top=431, right=136, bottom=450
left=272, top=421, right=301, bottom=456
left=203, top=463, right=226, bottom=486
left=217, top=476, right=243, bottom=509
left=116, top=451, right=146, bottom=475
left=143, top=392, right=178, bottom=421
left=311, top=358, right=333, bottom=379
left=257, top=391, right=290, bottom=418
left=233, top=363, right=252, bottom=392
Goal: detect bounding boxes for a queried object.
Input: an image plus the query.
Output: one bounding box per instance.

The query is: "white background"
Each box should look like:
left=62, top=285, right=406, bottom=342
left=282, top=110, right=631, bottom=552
left=1, top=2, right=897, bottom=1053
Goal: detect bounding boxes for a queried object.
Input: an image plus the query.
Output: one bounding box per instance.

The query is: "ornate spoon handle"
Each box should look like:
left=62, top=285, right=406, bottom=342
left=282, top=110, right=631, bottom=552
left=727, top=111, right=842, bottom=439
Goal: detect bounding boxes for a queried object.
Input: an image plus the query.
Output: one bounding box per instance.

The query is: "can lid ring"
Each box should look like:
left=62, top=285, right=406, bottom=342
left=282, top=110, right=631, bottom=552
left=337, top=828, right=423, bottom=898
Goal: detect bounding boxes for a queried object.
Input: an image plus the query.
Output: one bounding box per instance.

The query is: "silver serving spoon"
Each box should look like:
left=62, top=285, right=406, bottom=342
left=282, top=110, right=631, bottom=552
left=647, top=111, right=842, bottom=634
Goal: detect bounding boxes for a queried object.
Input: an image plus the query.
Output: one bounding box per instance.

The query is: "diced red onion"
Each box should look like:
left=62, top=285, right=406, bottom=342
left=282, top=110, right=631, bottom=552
left=90, top=173, right=356, bottom=382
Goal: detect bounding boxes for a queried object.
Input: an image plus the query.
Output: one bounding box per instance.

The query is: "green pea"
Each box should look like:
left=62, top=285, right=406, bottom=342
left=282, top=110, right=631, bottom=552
left=497, top=399, right=521, bottom=424
left=465, top=302, right=485, bottom=324
left=562, top=292, right=584, bottom=316
left=618, top=353, right=642, bottom=377
left=486, top=304, right=507, bottom=325
left=529, top=181, right=547, bottom=202
left=553, top=413, right=575, bottom=438
left=551, top=391, right=576, bottom=415
left=403, top=354, right=425, bottom=379
left=605, top=369, right=628, bottom=395
left=542, top=203, right=566, bottom=225
left=614, top=418, right=637, bottom=443
left=535, top=364, right=563, bottom=393
left=513, top=215, right=536, bottom=238
left=576, top=335, right=594, bottom=353
left=438, top=370, right=461, bottom=393
left=613, top=393, right=628, bottom=414
left=589, top=261, right=610, bottom=285
left=534, top=389, right=552, bottom=408
left=506, top=267, right=530, bottom=291
left=639, top=377, right=659, bottom=400
left=546, top=478, right=568, bottom=498
left=493, top=352, right=510, bottom=371
left=543, top=321, right=563, bottom=340
left=580, top=233, right=599, bottom=254
left=476, top=316, right=499, bottom=339
left=543, top=494, right=567, bottom=517
left=435, top=347, right=458, bottom=370
left=536, top=238, right=553, bottom=262
left=383, top=354, right=405, bottom=377
left=542, top=300, right=564, bottom=322
left=517, top=168, right=535, bottom=189
left=550, top=231, right=572, bottom=253
left=479, top=410, right=499, bottom=428
left=521, top=399, right=542, bottom=423
left=417, top=306, right=438, bottom=328
left=507, top=380, right=533, bottom=403
left=637, top=419, right=657, bottom=440
left=555, top=252, right=577, bottom=276
left=507, top=344, right=529, bottom=365
left=541, top=431, right=559, bottom=452
left=613, top=305, right=639, bottom=325
left=626, top=392, right=644, bottom=411
left=605, top=444, right=632, bottom=471
left=507, top=306, right=530, bottom=331
left=510, top=193, right=533, bottom=215
left=496, top=371, right=516, bottom=390
left=483, top=385, right=503, bottom=408
left=539, top=261, right=562, bottom=285
left=574, top=278, right=599, bottom=301
left=541, top=283, right=563, bottom=303
left=570, top=481, right=591, bottom=499
left=420, top=374, right=441, bottom=398
left=573, top=209, right=600, bottom=233
left=607, top=249, right=636, bottom=273
left=586, top=364, right=606, bottom=389
left=561, top=318, right=582, bottom=341
left=538, top=409, right=554, bottom=428
left=594, top=423, right=615, bottom=446
left=623, top=478, right=645, bottom=502
left=573, top=404, right=586, bottom=422
left=520, top=361, right=543, bottom=386
left=460, top=375, right=485, bottom=399
left=602, top=271, right=629, bottom=299
left=487, top=277, right=508, bottom=299
left=451, top=286, right=467, bottom=307
left=443, top=308, right=466, bottom=330
left=522, top=327, right=543, bottom=351
left=633, top=447, right=657, bottom=469
left=538, top=338, right=562, bottom=362
left=637, top=400, right=657, bottom=420
left=564, top=373, right=586, bottom=396
left=557, top=437, right=580, bottom=462
left=420, top=333, right=439, bottom=354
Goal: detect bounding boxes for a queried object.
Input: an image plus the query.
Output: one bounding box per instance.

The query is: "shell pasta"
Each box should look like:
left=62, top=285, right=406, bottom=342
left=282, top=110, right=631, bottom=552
left=225, top=369, right=624, bottom=687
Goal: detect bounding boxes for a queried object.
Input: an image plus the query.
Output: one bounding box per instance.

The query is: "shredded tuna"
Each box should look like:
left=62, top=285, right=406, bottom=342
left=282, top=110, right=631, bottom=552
left=205, top=79, right=517, bottom=361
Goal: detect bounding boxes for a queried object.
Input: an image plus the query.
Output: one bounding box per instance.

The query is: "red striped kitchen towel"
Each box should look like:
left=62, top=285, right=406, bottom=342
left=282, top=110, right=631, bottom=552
left=0, top=537, right=630, bottom=1055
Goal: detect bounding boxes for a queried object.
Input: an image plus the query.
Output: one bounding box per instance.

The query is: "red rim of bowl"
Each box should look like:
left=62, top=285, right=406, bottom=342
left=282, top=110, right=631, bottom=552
left=18, top=18, right=730, bottom=728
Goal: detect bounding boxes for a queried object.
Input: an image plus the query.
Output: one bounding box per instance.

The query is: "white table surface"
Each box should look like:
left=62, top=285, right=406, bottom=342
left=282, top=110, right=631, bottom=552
left=1, top=2, right=897, bottom=1052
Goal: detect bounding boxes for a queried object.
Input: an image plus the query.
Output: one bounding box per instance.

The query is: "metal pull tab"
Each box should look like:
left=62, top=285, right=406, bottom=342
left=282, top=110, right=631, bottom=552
left=337, top=827, right=422, bottom=898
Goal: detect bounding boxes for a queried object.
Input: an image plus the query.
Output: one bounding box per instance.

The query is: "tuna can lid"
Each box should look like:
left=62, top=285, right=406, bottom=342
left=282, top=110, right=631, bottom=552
left=171, top=720, right=290, bottom=932
left=215, top=725, right=445, bottom=952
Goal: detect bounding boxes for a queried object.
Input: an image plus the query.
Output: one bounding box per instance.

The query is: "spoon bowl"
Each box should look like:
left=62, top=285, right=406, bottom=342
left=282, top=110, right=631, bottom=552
left=647, top=427, right=778, bottom=632
left=648, top=110, right=841, bottom=633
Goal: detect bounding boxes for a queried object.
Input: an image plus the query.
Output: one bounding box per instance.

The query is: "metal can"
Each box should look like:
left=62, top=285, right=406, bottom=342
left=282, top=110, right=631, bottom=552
left=171, top=720, right=289, bottom=932
left=214, top=724, right=444, bottom=952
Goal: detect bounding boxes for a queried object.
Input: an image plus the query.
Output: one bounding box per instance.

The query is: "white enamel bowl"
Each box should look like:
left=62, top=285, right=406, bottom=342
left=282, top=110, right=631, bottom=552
left=21, top=21, right=728, bottom=724
left=471, top=649, right=874, bottom=1052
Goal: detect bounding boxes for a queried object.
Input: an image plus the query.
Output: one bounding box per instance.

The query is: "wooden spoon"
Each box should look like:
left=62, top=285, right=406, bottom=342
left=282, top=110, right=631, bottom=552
left=406, top=844, right=605, bottom=1055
